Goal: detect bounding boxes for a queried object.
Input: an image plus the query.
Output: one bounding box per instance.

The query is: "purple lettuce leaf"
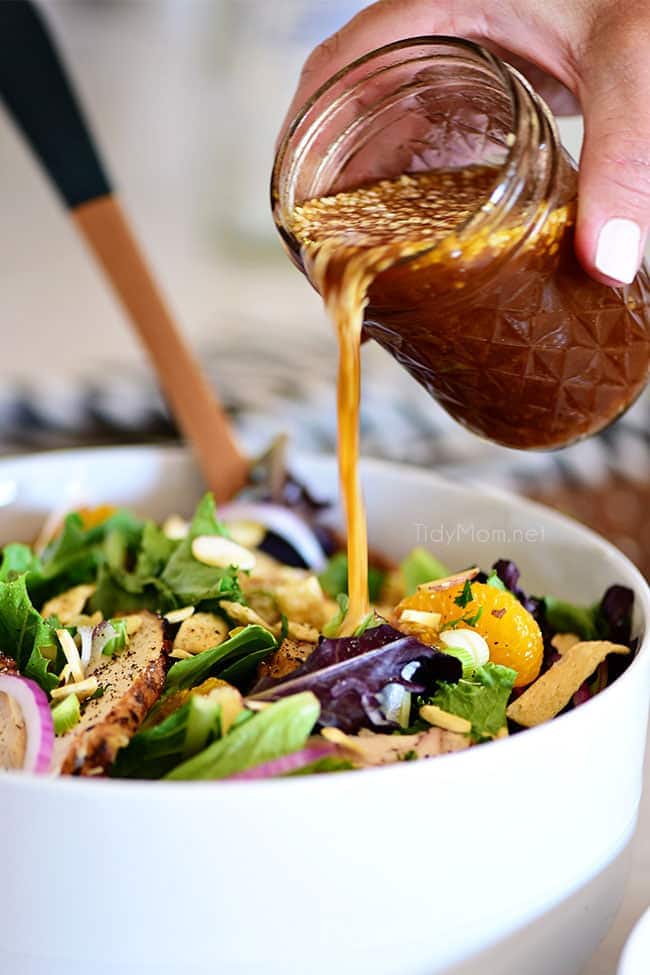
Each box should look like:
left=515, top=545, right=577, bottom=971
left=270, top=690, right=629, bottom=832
left=249, top=624, right=462, bottom=733
left=491, top=559, right=545, bottom=619
left=598, top=585, right=634, bottom=646
left=573, top=660, right=609, bottom=707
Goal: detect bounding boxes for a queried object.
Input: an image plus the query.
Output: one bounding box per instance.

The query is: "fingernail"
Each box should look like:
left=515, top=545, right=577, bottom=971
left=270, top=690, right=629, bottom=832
left=595, top=218, right=641, bottom=284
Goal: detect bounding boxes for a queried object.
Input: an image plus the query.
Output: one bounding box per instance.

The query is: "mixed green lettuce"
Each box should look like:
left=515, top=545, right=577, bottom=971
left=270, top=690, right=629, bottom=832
left=319, top=552, right=385, bottom=602
left=0, top=494, right=246, bottom=692
left=112, top=692, right=229, bottom=779
left=165, top=625, right=277, bottom=692
left=0, top=573, right=59, bottom=690
left=166, top=692, right=320, bottom=781
left=425, top=663, right=517, bottom=741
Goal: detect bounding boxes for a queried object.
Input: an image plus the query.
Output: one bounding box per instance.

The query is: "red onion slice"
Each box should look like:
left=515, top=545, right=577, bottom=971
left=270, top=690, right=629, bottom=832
left=226, top=742, right=338, bottom=781
left=0, top=673, right=54, bottom=773
left=217, top=502, right=327, bottom=571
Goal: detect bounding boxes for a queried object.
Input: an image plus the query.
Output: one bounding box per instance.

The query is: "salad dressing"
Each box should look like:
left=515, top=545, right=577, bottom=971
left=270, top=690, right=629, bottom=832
left=289, top=165, right=650, bottom=629
left=291, top=167, right=500, bottom=632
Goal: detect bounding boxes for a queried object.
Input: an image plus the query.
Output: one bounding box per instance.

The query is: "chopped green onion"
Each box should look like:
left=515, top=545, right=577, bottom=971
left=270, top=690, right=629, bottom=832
left=323, top=593, right=349, bottom=637
left=102, top=618, right=128, bottom=656
left=353, top=611, right=381, bottom=636
left=440, top=645, right=476, bottom=678
left=454, top=580, right=474, bottom=608
left=182, top=695, right=221, bottom=758
left=51, top=693, right=81, bottom=736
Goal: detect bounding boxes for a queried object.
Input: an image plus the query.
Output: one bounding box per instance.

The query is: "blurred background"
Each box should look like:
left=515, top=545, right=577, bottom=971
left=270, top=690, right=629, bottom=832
left=0, top=0, right=649, bottom=581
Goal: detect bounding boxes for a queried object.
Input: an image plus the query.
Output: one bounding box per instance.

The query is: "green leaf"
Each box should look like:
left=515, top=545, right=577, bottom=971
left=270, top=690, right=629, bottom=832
left=29, top=508, right=144, bottom=605
left=218, top=645, right=278, bottom=687
left=319, top=553, right=385, bottom=602
left=160, top=494, right=241, bottom=606
left=0, top=574, right=58, bottom=690
left=543, top=596, right=599, bottom=641
left=400, top=548, right=449, bottom=595
left=111, top=694, right=222, bottom=779
left=165, top=625, right=277, bottom=692
left=166, top=691, right=320, bottom=781
left=134, top=521, right=178, bottom=578
left=188, top=493, right=229, bottom=539
left=0, top=543, right=42, bottom=582
left=319, top=552, right=349, bottom=598
left=90, top=564, right=176, bottom=617
left=427, top=663, right=517, bottom=741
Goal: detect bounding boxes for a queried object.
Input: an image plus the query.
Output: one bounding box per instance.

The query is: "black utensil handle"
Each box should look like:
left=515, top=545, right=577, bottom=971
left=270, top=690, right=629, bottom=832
left=0, top=0, right=111, bottom=208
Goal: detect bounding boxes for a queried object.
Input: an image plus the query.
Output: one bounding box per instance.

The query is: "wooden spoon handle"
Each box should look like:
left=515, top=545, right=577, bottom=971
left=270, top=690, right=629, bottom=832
left=0, top=2, right=248, bottom=502
left=73, top=195, right=249, bottom=501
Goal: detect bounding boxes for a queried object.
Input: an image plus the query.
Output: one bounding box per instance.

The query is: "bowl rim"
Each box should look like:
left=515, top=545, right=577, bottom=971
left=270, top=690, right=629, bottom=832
left=0, top=443, right=648, bottom=798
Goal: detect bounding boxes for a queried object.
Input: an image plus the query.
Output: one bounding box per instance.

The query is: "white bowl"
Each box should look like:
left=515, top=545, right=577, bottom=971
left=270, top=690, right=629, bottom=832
left=0, top=446, right=648, bottom=975
left=618, top=908, right=650, bottom=975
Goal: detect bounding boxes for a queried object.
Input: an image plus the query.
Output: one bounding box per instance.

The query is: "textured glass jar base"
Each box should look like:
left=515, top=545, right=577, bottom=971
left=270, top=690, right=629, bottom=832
left=364, top=235, right=650, bottom=451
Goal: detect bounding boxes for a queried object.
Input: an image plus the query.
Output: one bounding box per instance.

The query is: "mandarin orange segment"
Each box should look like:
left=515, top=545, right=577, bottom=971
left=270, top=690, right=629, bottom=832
left=399, top=581, right=543, bottom=687
left=77, top=504, right=118, bottom=530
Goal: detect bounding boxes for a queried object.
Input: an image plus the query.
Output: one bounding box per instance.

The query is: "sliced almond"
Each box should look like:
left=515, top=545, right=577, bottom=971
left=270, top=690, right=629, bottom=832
left=164, top=605, right=195, bottom=624
left=192, top=535, right=256, bottom=571
left=162, top=515, right=189, bottom=540
left=417, top=567, right=479, bottom=593
left=169, top=648, right=193, bottom=660
left=400, top=609, right=442, bottom=628
left=50, top=676, right=98, bottom=702
left=420, top=704, right=472, bottom=735
left=225, top=520, right=265, bottom=550
left=56, top=629, right=85, bottom=683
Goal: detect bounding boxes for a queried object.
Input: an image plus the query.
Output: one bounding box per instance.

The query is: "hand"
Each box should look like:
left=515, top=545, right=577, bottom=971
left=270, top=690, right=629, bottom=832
left=281, top=0, right=650, bottom=286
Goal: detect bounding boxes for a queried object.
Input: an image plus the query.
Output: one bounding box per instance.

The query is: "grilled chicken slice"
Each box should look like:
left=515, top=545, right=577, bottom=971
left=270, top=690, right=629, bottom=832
left=55, top=612, right=170, bottom=776
left=0, top=689, right=26, bottom=769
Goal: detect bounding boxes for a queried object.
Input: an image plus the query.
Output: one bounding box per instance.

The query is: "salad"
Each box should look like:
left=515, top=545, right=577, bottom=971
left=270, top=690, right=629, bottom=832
left=0, top=492, right=636, bottom=780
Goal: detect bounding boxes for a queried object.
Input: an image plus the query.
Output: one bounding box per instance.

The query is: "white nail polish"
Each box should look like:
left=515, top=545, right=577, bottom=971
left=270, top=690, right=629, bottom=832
left=594, top=218, right=641, bottom=284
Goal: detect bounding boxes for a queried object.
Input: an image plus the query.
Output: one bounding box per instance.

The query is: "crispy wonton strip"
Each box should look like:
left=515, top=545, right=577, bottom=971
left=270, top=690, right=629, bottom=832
left=507, top=640, right=630, bottom=728
left=551, top=633, right=581, bottom=655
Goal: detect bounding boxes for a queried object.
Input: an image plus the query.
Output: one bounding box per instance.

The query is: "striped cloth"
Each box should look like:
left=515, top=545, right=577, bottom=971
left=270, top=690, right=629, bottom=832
left=1, top=324, right=648, bottom=494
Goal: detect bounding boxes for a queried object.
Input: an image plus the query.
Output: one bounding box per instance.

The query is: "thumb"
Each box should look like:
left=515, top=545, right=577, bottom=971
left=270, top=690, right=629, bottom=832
left=576, top=20, right=650, bottom=285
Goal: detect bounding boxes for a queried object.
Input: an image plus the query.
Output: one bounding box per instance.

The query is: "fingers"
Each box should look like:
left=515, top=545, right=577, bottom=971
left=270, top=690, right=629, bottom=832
left=280, top=0, right=579, bottom=140
left=575, top=11, right=650, bottom=284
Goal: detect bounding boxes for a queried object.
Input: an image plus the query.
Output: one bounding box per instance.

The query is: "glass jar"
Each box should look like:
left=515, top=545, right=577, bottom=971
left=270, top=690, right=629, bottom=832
left=271, top=37, right=650, bottom=450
